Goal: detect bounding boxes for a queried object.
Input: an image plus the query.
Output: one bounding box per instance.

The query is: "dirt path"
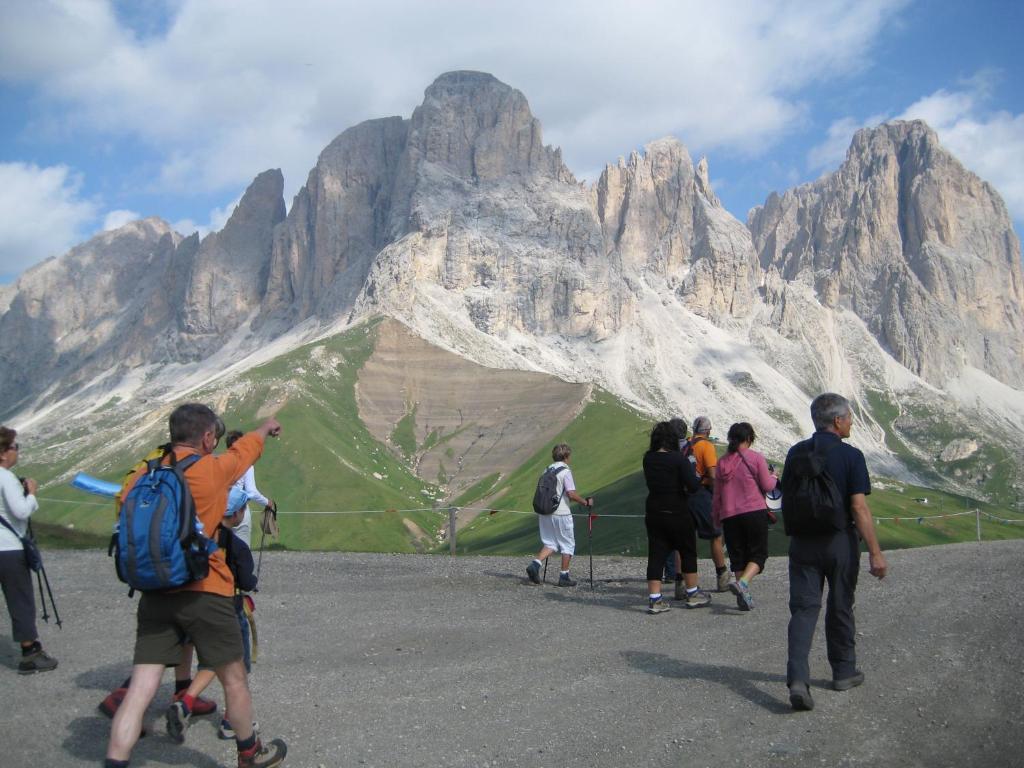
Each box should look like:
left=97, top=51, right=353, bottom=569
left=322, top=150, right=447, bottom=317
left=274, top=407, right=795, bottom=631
left=3, top=541, right=1021, bottom=767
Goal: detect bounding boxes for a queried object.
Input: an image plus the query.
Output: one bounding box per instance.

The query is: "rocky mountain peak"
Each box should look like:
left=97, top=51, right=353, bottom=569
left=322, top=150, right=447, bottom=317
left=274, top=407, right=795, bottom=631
left=408, top=70, right=571, bottom=184
left=749, top=119, right=1024, bottom=387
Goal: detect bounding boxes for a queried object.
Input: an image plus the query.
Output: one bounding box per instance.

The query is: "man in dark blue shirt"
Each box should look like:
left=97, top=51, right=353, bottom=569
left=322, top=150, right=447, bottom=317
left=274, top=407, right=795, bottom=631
left=783, top=393, right=887, bottom=711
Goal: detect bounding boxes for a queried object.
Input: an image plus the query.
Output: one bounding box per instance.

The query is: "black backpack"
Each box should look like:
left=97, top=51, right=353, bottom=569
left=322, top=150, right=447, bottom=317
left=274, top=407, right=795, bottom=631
left=780, top=437, right=847, bottom=536
left=532, top=465, right=568, bottom=515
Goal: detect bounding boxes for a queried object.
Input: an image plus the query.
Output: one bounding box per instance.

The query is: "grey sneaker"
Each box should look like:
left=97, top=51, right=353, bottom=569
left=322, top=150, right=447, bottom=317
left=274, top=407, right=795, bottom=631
left=789, top=682, right=814, bottom=711
left=716, top=570, right=731, bottom=592
left=17, top=648, right=58, bottom=675
left=673, top=580, right=686, bottom=600
left=648, top=597, right=671, bottom=614
left=525, top=560, right=541, bottom=584
left=166, top=700, right=191, bottom=744
left=683, top=588, right=711, bottom=608
left=729, top=580, right=754, bottom=611
left=832, top=671, right=865, bottom=691
left=557, top=573, right=577, bottom=587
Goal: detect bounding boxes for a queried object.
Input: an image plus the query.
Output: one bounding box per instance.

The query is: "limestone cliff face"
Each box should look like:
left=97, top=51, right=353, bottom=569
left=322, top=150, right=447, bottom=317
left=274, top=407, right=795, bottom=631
left=0, top=218, right=182, bottom=410
left=594, top=139, right=760, bottom=321
left=181, top=169, right=285, bottom=351
left=262, top=117, right=409, bottom=324
left=749, top=121, right=1024, bottom=387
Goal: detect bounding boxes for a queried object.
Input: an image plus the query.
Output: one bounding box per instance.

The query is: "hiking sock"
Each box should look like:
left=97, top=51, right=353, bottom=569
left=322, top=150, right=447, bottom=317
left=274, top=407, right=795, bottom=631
left=104, top=760, right=130, bottom=768
left=532, top=559, right=542, bottom=567
left=715, top=565, right=728, bottom=576
left=178, top=694, right=196, bottom=714
left=686, top=586, right=699, bottom=596
left=649, top=593, right=662, bottom=601
left=560, top=570, right=570, bottom=577
left=739, top=578, right=749, bottom=588
left=236, top=732, right=258, bottom=754
left=21, top=641, right=41, bottom=656
left=174, top=678, right=191, bottom=694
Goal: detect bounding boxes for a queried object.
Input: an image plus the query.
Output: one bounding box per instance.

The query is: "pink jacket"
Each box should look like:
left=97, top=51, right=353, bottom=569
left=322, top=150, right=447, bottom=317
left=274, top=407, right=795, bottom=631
left=712, top=447, right=777, bottom=526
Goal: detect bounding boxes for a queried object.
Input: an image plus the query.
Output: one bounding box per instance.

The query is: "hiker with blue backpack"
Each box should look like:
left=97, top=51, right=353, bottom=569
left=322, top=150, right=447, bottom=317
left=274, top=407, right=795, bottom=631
left=105, top=403, right=287, bottom=768
left=781, top=393, right=887, bottom=712
left=526, top=443, right=593, bottom=587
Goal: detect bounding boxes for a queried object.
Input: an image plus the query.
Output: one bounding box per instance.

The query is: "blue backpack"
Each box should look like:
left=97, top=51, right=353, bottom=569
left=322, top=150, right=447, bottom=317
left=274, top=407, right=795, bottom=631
left=113, top=452, right=217, bottom=592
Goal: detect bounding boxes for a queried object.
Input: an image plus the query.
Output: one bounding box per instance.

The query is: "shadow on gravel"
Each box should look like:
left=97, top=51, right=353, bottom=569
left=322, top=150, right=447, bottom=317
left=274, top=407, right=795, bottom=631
left=62, top=715, right=222, bottom=767
left=623, top=650, right=793, bottom=714
left=74, top=661, right=135, bottom=691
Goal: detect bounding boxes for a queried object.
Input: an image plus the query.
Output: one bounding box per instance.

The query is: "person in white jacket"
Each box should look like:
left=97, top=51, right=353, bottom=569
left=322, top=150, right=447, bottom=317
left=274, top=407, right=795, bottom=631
left=0, top=426, right=58, bottom=674
left=223, top=431, right=273, bottom=548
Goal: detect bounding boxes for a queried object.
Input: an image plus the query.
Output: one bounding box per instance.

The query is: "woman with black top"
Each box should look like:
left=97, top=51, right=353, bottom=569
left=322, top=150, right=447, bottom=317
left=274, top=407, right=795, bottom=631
left=643, top=421, right=712, bottom=614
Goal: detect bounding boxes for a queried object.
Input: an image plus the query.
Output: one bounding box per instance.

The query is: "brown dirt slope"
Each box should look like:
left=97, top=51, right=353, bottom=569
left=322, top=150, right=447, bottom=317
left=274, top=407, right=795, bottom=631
left=357, top=318, right=591, bottom=496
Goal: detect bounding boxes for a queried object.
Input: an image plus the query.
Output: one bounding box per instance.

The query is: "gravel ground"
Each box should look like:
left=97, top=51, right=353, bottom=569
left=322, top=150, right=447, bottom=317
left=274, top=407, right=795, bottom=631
left=2, top=540, right=1022, bottom=768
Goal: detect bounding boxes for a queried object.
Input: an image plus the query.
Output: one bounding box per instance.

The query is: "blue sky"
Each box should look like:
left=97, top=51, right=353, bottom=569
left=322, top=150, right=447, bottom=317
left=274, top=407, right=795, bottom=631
left=1, top=0, right=1022, bottom=283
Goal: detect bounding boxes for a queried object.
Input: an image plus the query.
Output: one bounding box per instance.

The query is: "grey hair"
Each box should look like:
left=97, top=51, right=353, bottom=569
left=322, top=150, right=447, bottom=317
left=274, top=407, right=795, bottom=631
left=552, top=443, right=572, bottom=462
left=692, top=416, right=711, bottom=434
left=810, top=393, right=851, bottom=431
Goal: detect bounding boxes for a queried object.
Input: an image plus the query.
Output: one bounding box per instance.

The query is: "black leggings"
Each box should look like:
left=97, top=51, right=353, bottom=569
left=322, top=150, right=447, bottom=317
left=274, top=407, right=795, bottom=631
left=645, top=511, right=697, bottom=580
left=722, top=510, right=770, bottom=572
left=0, top=550, right=37, bottom=642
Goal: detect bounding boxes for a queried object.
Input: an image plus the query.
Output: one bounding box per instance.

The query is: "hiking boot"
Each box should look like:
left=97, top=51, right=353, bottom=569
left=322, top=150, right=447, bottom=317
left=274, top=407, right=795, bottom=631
left=17, top=648, right=58, bottom=675
left=789, top=682, right=814, bottom=711
left=673, top=579, right=685, bottom=601
left=716, top=570, right=731, bottom=592
left=238, top=737, right=288, bottom=768
left=832, top=671, right=865, bottom=691
left=647, top=597, right=671, bottom=614
left=557, top=573, right=577, bottom=587
left=173, top=690, right=217, bottom=716
left=683, top=588, right=711, bottom=608
left=166, top=701, right=191, bottom=744
left=525, top=561, right=541, bottom=585
left=729, top=580, right=753, bottom=611
left=98, top=687, right=128, bottom=718
left=219, top=719, right=259, bottom=740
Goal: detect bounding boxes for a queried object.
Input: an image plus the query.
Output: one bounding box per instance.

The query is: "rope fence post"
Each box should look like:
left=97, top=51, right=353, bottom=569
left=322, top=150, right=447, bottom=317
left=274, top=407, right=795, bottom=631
left=976, top=507, right=982, bottom=543
left=449, top=507, right=458, bottom=556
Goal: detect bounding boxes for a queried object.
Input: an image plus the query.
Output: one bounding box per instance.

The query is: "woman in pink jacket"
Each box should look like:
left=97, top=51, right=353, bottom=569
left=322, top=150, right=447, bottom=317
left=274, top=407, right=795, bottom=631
left=712, top=422, right=778, bottom=611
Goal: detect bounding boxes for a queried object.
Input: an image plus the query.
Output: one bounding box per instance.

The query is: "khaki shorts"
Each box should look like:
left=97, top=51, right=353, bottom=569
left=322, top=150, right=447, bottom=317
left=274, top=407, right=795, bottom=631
left=134, top=591, right=243, bottom=669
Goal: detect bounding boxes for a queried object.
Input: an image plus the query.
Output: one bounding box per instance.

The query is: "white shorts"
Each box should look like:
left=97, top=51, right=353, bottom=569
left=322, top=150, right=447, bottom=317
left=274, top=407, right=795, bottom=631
left=538, top=514, right=575, bottom=556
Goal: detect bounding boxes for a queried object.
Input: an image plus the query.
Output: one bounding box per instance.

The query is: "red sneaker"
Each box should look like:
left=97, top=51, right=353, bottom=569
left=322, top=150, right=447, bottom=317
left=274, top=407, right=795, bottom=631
left=172, top=690, right=218, bottom=716
left=98, top=687, right=128, bottom=718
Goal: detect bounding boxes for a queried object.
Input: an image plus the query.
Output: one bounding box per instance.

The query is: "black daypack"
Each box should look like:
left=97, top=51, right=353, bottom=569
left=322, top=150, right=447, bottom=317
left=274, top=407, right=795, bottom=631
left=532, top=465, right=568, bottom=515
left=780, top=437, right=847, bottom=536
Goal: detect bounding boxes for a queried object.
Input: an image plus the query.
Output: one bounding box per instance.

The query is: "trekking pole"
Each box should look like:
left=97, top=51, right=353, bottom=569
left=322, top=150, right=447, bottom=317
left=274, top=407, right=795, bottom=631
left=587, top=499, right=596, bottom=591
left=255, top=500, right=278, bottom=584
left=28, top=523, right=61, bottom=628
left=542, top=556, right=548, bottom=583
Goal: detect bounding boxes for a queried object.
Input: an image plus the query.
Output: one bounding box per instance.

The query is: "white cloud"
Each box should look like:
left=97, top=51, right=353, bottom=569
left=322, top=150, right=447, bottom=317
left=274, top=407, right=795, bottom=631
left=808, top=113, right=889, bottom=171
left=103, top=209, right=141, bottom=231
left=1, top=0, right=908, bottom=205
left=0, top=163, right=98, bottom=276
left=172, top=195, right=240, bottom=239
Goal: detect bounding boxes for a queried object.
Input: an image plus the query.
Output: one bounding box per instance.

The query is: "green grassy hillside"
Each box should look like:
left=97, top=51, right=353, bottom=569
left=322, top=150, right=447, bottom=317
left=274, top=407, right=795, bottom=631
left=19, top=318, right=1024, bottom=555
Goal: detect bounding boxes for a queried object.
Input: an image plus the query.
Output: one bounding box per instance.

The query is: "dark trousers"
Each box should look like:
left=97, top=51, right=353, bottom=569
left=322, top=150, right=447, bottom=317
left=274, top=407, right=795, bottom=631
left=786, top=528, right=860, bottom=685
left=645, top=511, right=697, bottom=580
left=0, top=549, right=37, bottom=643
left=722, top=510, right=769, bottom=572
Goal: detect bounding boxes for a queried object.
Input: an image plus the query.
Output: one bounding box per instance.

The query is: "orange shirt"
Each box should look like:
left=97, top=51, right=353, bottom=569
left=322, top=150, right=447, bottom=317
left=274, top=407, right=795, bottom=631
left=690, top=436, right=718, bottom=486
left=122, top=432, right=264, bottom=597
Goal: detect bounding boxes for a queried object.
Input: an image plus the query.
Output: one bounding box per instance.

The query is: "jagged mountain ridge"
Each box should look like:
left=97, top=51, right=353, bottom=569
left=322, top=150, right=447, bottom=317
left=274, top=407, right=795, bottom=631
left=1, top=71, right=1022, bottom=502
